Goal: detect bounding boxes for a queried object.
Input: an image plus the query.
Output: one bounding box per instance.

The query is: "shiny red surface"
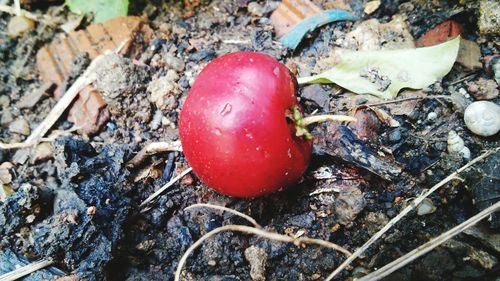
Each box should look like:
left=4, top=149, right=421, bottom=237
left=179, top=52, right=312, bottom=197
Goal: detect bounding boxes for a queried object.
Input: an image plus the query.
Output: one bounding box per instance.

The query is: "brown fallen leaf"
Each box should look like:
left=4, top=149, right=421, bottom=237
left=456, top=38, right=482, bottom=70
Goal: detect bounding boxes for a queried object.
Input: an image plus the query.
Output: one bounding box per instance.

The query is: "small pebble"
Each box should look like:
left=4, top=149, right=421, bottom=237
left=427, top=112, right=438, bottom=121
left=311, top=273, right=321, bottom=280
left=150, top=110, right=163, bottom=130
left=1, top=109, right=14, bottom=126
left=458, top=88, right=468, bottom=96
left=164, top=54, right=185, bottom=72
left=388, top=129, right=402, bottom=142
left=8, top=118, right=30, bottom=135
left=0, top=95, right=10, bottom=108
left=26, top=214, right=36, bottom=223
left=7, top=15, right=35, bottom=38
left=32, top=143, right=53, bottom=163
left=247, top=2, right=265, bottom=17
left=417, top=198, right=437, bottom=216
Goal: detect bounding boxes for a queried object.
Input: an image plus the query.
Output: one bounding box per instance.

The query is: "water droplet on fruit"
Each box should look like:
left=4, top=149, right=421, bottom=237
left=287, top=149, right=292, bottom=158
left=245, top=133, right=253, bottom=139
left=273, top=67, right=280, bottom=76
left=220, top=103, right=232, bottom=116
left=249, top=58, right=254, bottom=62
left=256, top=146, right=261, bottom=151
left=214, top=128, right=222, bottom=136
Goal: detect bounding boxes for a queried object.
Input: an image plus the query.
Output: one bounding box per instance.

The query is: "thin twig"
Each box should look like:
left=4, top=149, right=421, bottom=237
left=174, top=224, right=352, bottom=281
left=14, top=0, right=20, bottom=15
left=127, top=141, right=182, bottom=167
left=325, top=147, right=499, bottom=281
left=24, top=63, right=97, bottom=144
left=22, top=40, right=129, bottom=147
left=140, top=167, right=193, bottom=208
left=0, top=258, right=54, bottom=281
left=357, top=200, right=500, bottom=281
left=448, top=72, right=479, bottom=85
left=300, top=115, right=356, bottom=126
left=185, top=203, right=262, bottom=228
left=222, top=39, right=251, bottom=45
left=365, top=95, right=452, bottom=107
left=0, top=127, right=80, bottom=149
left=0, top=4, right=43, bottom=21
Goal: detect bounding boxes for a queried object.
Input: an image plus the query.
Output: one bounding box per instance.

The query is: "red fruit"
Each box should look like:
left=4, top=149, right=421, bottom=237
left=179, top=52, right=313, bottom=197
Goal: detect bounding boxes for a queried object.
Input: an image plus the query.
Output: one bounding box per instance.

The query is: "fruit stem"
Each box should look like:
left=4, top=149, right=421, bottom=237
left=299, top=115, right=357, bottom=127
left=292, top=106, right=356, bottom=140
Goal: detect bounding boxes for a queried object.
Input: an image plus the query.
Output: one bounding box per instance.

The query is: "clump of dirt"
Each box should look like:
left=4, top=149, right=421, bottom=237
left=0, top=137, right=138, bottom=279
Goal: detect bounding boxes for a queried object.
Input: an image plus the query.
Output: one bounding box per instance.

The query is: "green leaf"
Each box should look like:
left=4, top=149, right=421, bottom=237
left=66, top=0, right=129, bottom=23
left=297, top=37, right=460, bottom=99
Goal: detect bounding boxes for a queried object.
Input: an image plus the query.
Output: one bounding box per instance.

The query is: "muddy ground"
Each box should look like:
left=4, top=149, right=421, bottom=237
left=0, top=0, right=499, bottom=280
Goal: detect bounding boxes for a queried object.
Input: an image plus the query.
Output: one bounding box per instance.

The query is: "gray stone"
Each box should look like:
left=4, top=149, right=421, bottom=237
left=8, top=118, right=30, bottom=135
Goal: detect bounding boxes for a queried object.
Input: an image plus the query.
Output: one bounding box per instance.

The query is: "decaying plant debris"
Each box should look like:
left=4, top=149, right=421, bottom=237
left=1, top=0, right=499, bottom=280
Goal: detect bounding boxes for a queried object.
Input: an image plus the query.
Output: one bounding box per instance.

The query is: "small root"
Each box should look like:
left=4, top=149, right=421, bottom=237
left=325, top=147, right=500, bottom=281
left=174, top=224, right=352, bottom=281
left=357, top=200, right=500, bottom=281
left=0, top=126, right=80, bottom=150
left=300, top=114, right=357, bottom=127
left=127, top=141, right=182, bottom=168
left=139, top=167, right=193, bottom=209
left=185, top=203, right=262, bottom=228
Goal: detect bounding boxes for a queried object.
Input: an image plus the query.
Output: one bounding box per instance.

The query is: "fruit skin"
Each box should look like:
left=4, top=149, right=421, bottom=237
left=179, top=51, right=313, bottom=197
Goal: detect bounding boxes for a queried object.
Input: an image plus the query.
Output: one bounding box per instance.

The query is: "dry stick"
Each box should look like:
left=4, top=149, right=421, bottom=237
left=174, top=224, right=352, bottom=281
left=13, top=0, right=20, bottom=15
left=300, top=115, right=357, bottom=126
left=0, top=258, right=54, bottom=281
left=0, top=4, right=42, bottom=21
left=357, top=200, right=500, bottom=281
left=23, top=62, right=97, bottom=145
left=365, top=95, right=452, bottom=107
left=185, top=203, right=262, bottom=228
left=325, top=147, right=499, bottom=281
left=23, top=40, right=129, bottom=146
left=140, top=167, right=193, bottom=208
left=448, top=72, right=479, bottom=85
left=0, top=127, right=80, bottom=149
left=127, top=141, right=183, bottom=167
